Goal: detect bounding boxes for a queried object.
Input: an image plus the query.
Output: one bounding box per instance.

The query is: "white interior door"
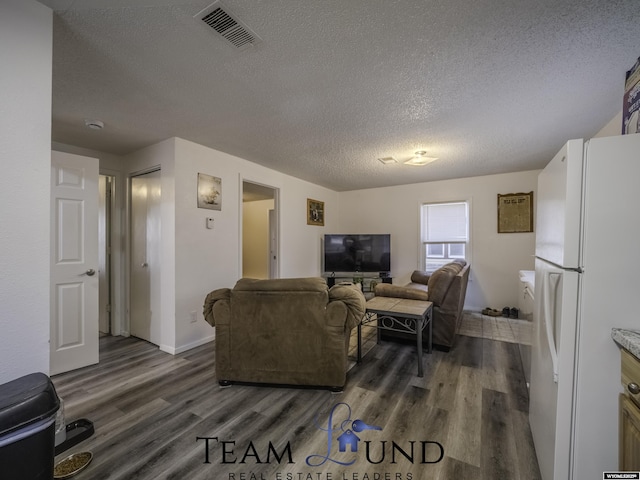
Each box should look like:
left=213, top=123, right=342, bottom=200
left=50, top=151, right=99, bottom=375
left=130, top=170, right=161, bottom=345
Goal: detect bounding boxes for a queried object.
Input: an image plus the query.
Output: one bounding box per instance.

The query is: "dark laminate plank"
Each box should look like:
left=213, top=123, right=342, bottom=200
left=481, top=337, right=509, bottom=394
left=383, top=384, right=429, bottom=439
left=451, top=333, right=484, bottom=369
left=56, top=338, right=164, bottom=393
left=437, top=456, right=482, bottom=480
left=157, top=393, right=294, bottom=479
left=511, top=409, right=542, bottom=479
left=90, top=408, right=203, bottom=479
left=51, top=321, right=541, bottom=480
left=444, top=365, right=482, bottom=468
left=57, top=357, right=191, bottom=419
left=408, top=348, right=444, bottom=390
left=425, top=349, right=462, bottom=411
left=501, top=341, right=530, bottom=413
left=129, top=408, right=268, bottom=479
left=63, top=398, right=172, bottom=480
left=481, top=388, right=520, bottom=480
left=110, top=360, right=210, bottom=413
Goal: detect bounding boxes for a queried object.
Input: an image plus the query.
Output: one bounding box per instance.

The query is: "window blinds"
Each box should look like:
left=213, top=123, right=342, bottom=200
left=421, top=202, right=468, bottom=242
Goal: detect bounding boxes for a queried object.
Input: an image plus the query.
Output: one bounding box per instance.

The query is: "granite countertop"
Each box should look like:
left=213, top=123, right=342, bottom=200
left=612, top=328, right=640, bottom=359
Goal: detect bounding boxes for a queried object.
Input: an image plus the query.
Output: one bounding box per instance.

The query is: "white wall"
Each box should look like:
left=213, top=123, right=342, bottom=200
left=52, top=142, right=125, bottom=172
left=593, top=111, right=623, bottom=138
left=243, top=199, right=274, bottom=279
left=124, top=137, right=339, bottom=353
left=173, top=138, right=339, bottom=351
left=337, top=170, right=540, bottom=312
left=41, top=120, right=623, bottom=360
left=0, top=0, right=52, bottom=383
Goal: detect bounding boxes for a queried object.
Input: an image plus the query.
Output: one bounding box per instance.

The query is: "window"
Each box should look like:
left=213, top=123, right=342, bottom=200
left=420, top=201, right=469, bottom=272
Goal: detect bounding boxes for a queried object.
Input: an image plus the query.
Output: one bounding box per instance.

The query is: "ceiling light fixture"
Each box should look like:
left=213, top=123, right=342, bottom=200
left=404, top=150, right=437, bottom=166
left=84, top=119, right=104, bottom=130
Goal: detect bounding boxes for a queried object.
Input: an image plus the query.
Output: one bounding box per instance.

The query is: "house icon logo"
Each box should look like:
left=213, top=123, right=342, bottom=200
left=337, top=429, right=359, bottom=452
left=305, top=402, right=382, bottom=466
left=337, top=419, right=383, bottom=453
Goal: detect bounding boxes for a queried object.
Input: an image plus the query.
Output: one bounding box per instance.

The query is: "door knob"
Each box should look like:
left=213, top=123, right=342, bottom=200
left=84, top=269, right=96, bottom=276
left=141, top=263, right=148, bottom=268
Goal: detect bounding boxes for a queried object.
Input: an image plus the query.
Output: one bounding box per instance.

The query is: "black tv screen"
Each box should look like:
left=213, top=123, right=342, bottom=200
left=323, top=234, right=391, bottom=274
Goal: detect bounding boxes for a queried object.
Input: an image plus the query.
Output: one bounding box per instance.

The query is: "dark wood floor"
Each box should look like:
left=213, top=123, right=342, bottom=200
left=52, top=326, right=541, bottom=480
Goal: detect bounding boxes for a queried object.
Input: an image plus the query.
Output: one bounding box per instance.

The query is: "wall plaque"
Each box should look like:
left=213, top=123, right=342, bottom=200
left=497, top=191, right=533, bottom=233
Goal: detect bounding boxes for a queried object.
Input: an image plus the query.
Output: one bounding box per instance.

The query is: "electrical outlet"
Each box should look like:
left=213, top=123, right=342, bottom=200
left=190, top=311, right=197, bottom=323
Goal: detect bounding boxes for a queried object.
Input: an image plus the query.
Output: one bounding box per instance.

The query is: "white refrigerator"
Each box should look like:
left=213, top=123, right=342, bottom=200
left=530, top=133, right=640, bottom=480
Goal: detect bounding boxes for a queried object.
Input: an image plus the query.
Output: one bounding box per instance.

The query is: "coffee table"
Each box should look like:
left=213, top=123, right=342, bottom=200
left=357, top=296, right=433, bottom=377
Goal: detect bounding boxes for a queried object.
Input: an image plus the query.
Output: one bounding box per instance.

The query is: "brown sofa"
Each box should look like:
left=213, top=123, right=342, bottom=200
left=373, top=260, right=470, bottom=351
left=202, top=277, right=365, bottom=390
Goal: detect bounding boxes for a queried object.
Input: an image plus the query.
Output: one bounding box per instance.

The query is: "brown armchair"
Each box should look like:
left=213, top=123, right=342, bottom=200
left=373, top=260, right=470, bottom=351
left=203, top=277, right=365, bottom=390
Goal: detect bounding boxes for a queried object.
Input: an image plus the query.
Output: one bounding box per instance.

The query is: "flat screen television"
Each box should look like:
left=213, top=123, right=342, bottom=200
left=323, top=234, right=391, bottom=274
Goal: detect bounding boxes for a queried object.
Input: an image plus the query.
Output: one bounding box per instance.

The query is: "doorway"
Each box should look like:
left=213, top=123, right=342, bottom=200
left=242, top=181, right=279, bottom=279
left=98, top=174, right=114, bottom=335
left=130, top=169, right=162, bottom=345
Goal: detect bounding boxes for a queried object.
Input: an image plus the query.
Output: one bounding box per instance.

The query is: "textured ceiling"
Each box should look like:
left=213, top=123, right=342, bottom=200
left=40, top=0, right=640, bottom=191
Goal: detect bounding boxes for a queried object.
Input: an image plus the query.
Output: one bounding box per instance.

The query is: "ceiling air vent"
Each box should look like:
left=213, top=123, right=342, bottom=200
left=195, top=1, right=262, bottom=50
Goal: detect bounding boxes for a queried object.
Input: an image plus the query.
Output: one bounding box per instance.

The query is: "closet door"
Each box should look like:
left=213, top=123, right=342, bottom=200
left=130, top=170, right=161, bottom=345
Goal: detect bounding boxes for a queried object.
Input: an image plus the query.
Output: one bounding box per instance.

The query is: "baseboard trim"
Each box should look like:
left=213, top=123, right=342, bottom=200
left=159, top=334, right=215, bottom=355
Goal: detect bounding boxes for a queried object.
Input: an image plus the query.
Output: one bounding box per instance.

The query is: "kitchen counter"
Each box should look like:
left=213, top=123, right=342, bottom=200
left=612, top=328, right=640, bottom=359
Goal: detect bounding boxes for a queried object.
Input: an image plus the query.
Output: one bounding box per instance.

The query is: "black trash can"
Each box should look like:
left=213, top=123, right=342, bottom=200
left=0, top=372, right=61, bottom=480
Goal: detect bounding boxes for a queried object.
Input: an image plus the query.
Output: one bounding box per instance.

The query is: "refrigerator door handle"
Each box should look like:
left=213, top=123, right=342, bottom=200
left=543, top=271, right=561, bottom=383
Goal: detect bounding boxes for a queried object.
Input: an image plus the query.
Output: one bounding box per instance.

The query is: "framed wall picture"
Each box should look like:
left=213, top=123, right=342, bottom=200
left=497, top=191, right=533, bottom=233
left=307, top=198, right=324, bottom=226
left=197, top=173, right=222, bottom=211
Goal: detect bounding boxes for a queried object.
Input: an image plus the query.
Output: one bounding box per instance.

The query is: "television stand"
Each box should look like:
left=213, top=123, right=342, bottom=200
left=325, top=275, right=392, bottom=292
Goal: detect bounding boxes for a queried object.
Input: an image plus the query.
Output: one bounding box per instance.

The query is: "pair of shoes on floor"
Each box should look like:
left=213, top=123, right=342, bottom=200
left=502, top=307, right=519, bottom=319
left=481, top=307, right=502, bottom=317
